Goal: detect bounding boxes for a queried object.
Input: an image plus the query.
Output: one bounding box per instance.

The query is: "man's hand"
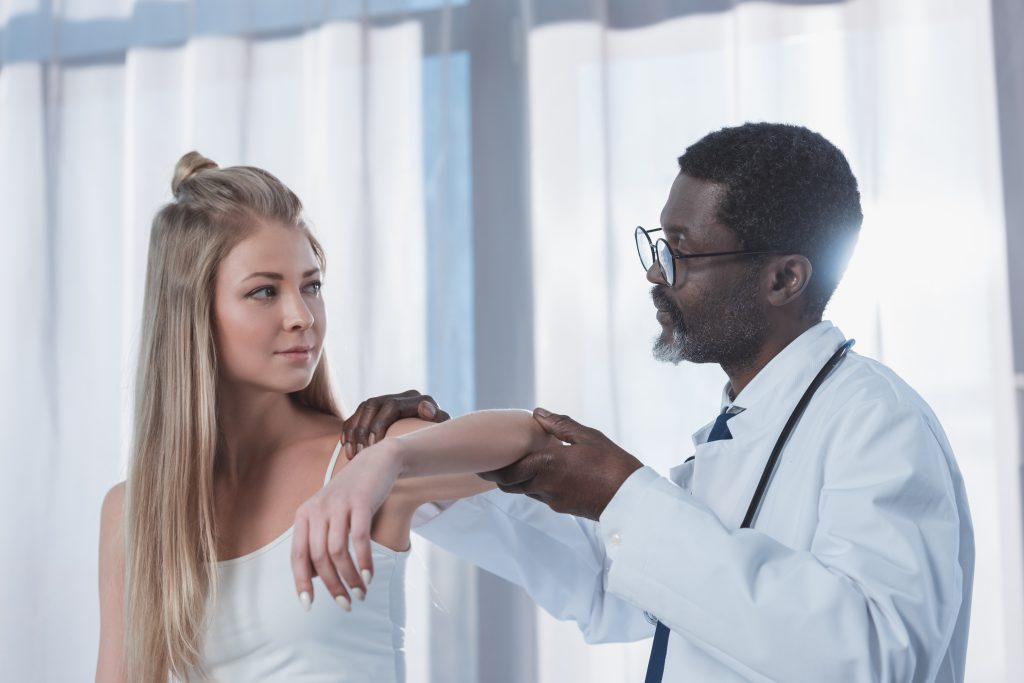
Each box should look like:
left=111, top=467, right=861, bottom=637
left=342, top=390, right=450, bottom=459
left=479, top=408, right=644, bottom=521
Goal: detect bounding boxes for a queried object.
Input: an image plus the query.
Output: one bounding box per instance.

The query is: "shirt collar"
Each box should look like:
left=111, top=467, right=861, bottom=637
left=692, top=320, right=847, bottom=446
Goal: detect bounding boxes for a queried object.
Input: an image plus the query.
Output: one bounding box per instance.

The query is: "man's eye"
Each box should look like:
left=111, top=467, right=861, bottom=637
left=250, top=286, right=276, bottom=299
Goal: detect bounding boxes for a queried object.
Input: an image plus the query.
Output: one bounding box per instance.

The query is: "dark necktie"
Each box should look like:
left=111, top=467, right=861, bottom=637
left=643, top=409, right=736, bottom=683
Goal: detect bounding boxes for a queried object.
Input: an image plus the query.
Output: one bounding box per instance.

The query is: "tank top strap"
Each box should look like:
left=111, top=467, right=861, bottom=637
left=322, top=440, right=343, bottom=487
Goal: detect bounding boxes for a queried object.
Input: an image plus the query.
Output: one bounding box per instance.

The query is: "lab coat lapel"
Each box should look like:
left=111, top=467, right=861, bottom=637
left=689, top=421, right=774, bottom=529
left=675, top=322, right=848, bottom=530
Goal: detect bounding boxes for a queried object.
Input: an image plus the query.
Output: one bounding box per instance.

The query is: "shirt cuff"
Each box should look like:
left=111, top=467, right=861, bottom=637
left=598, top=466, right=664, bottom=561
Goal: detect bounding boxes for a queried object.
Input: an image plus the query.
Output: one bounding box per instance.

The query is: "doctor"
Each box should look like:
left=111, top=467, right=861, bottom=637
left=339, top=122, right=974, bottom=681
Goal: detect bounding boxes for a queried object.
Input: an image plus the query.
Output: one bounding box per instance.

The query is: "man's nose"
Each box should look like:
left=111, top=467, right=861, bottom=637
left=645, top=262, right=666, bottom=286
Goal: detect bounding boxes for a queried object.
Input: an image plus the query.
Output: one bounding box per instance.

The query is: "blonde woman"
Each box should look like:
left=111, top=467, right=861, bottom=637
left=95, top=152, right=561, bottom=682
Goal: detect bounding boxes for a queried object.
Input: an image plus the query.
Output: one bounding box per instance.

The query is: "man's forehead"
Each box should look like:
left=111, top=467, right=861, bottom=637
left=661, top=174, right=725, bottom=232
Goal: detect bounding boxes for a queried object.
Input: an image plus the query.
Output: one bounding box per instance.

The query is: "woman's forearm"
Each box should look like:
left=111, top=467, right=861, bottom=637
left=388, top=409, right=555, bottom=479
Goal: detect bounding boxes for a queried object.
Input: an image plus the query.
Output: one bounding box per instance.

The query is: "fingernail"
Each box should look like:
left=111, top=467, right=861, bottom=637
left=335, top=595, right=352, bottom=612
left=368, top=433, right=376, bottom=447
left=534, top=407, right=551, bottom=418
left=351, top=587, right=366, bottom=602
left=299, top=591, right=311, bottom=611
left=356, top=444, right=363, bottom=454
left=423, top=402, right=437, bottom=418
left=361, top=569, right=373, bottom=586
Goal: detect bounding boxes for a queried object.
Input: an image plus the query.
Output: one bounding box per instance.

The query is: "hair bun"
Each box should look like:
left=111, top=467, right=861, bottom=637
left=172, top=151, right=219, bottom=198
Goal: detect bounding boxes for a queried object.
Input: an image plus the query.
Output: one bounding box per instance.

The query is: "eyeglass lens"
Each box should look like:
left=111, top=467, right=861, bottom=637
left=655, top=239, right=675, bottom=287
left=635, top=228, right=654, bottom=271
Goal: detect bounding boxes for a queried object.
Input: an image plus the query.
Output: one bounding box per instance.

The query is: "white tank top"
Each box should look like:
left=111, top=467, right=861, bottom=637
left=191, top=441, right=410, bottom=682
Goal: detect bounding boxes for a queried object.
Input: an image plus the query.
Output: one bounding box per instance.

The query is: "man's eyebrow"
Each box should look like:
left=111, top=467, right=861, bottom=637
left=661, top=224, right=688, bottom=240
left=242, top=268, right=321, bottom=282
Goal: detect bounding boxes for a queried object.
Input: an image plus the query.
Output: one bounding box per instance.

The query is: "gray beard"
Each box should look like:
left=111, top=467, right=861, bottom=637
left=649, top=267, right=769, bottom=370
left=652, top=323, right=687, bottom=364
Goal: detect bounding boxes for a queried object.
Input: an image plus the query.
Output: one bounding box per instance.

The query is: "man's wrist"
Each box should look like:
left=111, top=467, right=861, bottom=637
left=597, top=459, right=644, bottom=518
left=599, top=466, right=661, bottom=527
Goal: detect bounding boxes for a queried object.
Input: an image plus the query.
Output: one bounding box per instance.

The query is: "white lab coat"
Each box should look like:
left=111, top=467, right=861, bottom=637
left=414, top=322, right=974, bottom=682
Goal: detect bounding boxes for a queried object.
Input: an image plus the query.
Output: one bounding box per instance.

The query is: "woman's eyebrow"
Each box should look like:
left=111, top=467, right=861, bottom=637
left=242, top=268, right=320, bottom=282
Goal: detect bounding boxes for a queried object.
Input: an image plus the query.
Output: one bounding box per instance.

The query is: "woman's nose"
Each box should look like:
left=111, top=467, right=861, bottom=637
left=283, top=294, right=315, bottom=330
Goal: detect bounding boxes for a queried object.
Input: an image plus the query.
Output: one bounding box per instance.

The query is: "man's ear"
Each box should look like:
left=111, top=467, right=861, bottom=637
left=765, top=255, right=813, bottom=308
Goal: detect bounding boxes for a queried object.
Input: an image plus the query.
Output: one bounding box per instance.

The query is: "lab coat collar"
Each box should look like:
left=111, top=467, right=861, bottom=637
left=690, top=321, right=847, bottom=447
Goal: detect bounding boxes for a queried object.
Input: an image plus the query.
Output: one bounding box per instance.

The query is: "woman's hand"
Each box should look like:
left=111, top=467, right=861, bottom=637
left=290, top=441, right=403, bottom=611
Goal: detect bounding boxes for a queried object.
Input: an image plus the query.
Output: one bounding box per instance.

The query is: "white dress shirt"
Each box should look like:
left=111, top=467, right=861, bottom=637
left=414, top=322, right=974, bottom=682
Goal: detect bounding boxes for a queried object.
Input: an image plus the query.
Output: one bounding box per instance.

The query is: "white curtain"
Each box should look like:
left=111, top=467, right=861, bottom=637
left=0, top=2, right=442, bottom=680
left=1, top=0, right=1020, bottom=681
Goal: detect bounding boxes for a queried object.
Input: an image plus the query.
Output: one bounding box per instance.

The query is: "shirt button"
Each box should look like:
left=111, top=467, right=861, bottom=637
left=609, top=533, right=622, bottom=546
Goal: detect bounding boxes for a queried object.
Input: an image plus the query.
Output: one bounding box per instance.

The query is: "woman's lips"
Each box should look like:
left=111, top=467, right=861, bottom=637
left=276, top=349, right=312, bottom=361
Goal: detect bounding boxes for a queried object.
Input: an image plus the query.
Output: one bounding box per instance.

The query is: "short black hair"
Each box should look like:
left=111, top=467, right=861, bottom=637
left=678, top=122, right=863, bottom=319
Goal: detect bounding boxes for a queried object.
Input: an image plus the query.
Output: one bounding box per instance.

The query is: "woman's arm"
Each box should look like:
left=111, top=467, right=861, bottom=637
left=381, top=417, right=498, bottom=509
left=291, top=409, right=558, bottom=606
left=386, top=409, right=557, bottom=478
left=96, top=483, right=127, bottom=683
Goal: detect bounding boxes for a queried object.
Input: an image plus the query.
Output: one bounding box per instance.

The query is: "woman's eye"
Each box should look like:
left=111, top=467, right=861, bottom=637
left=250, top=286, right=276, bottom=299
left=305, top=280, right=322, bottom=295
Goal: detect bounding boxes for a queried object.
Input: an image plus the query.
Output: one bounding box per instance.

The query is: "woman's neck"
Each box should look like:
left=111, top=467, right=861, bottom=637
left=215, top=384, right=308, bottom=483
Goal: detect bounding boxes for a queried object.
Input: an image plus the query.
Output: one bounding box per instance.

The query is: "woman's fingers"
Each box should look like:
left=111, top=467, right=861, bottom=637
left=350, top=504, right=375, bottom=589
left=291, top=513, right=315, bottom=610
left=308, top=516, right=353, bottom=611
left=327, top=516, right=366, bottom=602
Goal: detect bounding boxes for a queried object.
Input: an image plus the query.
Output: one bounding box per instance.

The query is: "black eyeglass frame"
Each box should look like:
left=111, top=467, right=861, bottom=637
left=634, top=226, right=784, bottom=287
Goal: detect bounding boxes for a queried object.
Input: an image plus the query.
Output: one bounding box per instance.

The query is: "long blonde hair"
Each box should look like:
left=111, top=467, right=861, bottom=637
left=125, top=152, right=341, bottom=681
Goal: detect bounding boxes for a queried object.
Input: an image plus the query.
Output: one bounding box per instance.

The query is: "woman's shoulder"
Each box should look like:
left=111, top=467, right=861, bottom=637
left=101, top=482, right=126, bottom=524
left=99, top=482, right=126, bottom=564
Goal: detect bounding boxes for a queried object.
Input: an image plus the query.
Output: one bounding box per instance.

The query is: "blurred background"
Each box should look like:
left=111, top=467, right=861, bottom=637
left=2, top=0, right=1023, bottom=681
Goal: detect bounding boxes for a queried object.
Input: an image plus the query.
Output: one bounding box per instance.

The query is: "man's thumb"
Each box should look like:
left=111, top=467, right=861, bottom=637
left=532, top=407, right=580, bottom=443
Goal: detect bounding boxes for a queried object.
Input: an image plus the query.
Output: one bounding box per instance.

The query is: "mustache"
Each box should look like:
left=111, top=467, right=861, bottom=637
left=650, top=285, right=677, bottom=312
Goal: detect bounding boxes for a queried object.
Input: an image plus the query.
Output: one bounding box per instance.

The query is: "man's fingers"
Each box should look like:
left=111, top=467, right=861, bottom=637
left=416, top=398, right=438, bottom=420
left=496, top=481, right=535, bottom=495
left=351, top=402, right=381, bottom=452
left=368, top=400, right=402, bottom=445
left=532, top=407, right=586, bottom=444
left=479, top=452, right=544, bottom=486
left=291, top=513, right=315, bottom=610
left=342, top=402, right=374, bottom=458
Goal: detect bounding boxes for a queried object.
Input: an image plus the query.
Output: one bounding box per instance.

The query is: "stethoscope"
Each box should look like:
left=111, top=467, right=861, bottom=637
left=741, top=337, right=856, bottom=528
left=643, top=338, right=856, bottom=629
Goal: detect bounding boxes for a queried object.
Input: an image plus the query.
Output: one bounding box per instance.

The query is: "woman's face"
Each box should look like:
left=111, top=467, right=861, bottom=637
left=213, top=221, right=326, bottom=395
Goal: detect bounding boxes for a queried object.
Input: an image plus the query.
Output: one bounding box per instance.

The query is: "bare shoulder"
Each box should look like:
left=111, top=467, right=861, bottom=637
left=101, top=482, right=126, bottom=531
left=97, top=482, right=127, bottom=682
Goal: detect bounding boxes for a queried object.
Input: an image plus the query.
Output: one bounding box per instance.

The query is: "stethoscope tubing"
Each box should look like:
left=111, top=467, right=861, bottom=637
left=739, top=338, right=856, bottom=530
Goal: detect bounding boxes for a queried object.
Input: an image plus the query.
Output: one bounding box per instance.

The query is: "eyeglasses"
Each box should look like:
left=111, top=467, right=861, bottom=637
left=634, top=226, right=782, bottom=287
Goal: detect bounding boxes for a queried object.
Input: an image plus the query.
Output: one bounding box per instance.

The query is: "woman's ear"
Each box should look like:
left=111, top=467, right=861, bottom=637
left=765, top=255, right=813, bottom=308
